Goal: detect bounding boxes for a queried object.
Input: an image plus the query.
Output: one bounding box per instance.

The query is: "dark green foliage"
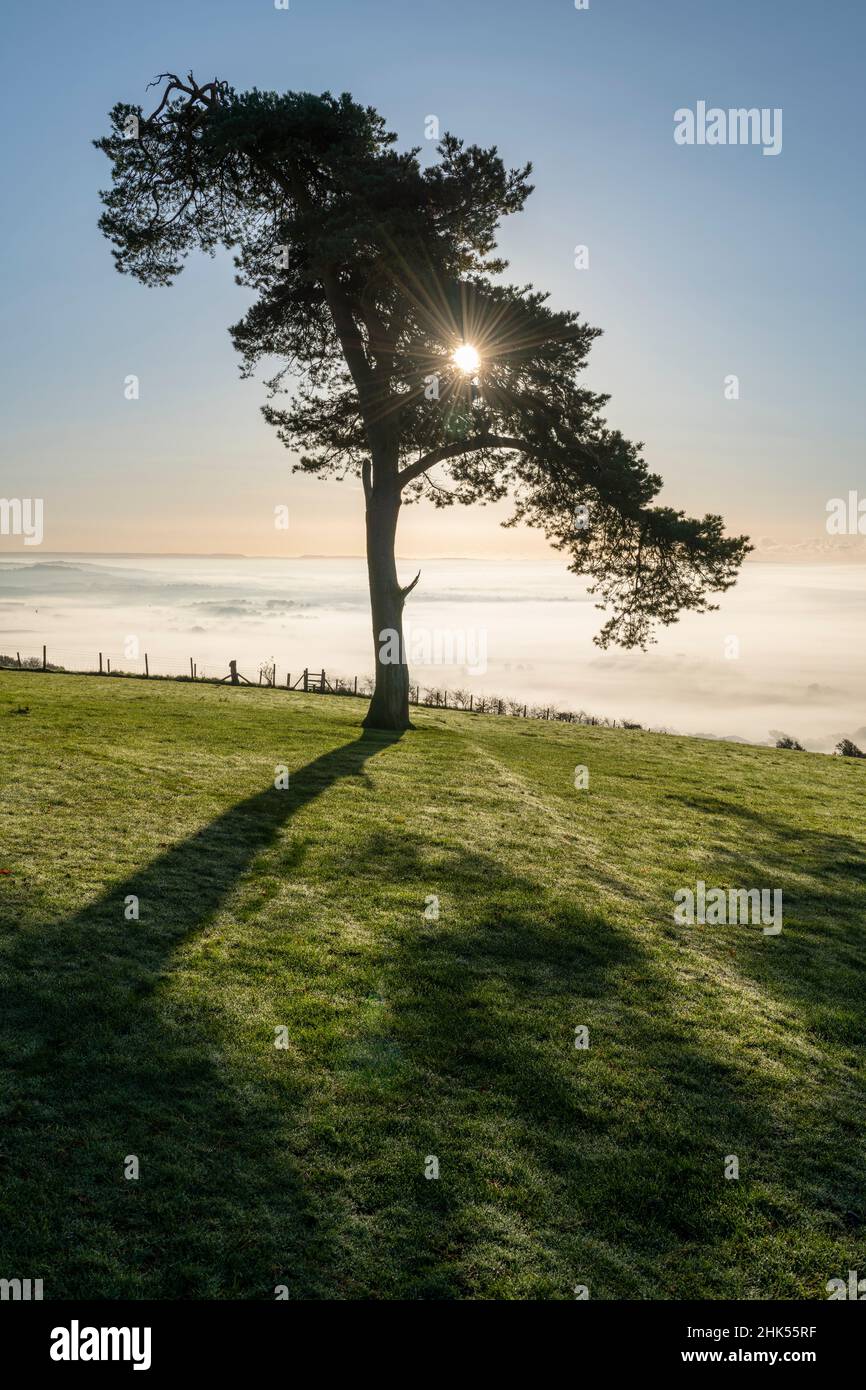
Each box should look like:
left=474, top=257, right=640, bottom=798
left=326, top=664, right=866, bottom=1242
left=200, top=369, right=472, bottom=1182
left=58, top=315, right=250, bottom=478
left=96, top=74, right=750, bottom=652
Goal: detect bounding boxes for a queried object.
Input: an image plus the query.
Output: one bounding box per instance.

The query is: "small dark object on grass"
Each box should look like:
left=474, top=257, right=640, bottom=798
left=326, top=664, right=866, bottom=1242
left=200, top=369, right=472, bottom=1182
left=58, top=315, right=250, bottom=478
left=11, top=706, right=30, bottom=715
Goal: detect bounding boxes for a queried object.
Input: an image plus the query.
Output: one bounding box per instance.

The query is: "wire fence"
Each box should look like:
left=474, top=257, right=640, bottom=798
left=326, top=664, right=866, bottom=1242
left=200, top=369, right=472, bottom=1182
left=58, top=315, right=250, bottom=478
left=0, top=643, right=645, bottom=728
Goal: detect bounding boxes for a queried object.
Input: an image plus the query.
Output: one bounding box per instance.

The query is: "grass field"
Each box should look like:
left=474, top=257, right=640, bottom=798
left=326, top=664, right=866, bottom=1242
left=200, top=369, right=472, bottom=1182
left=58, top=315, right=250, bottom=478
left=1, top=670, right=864, bottom=1300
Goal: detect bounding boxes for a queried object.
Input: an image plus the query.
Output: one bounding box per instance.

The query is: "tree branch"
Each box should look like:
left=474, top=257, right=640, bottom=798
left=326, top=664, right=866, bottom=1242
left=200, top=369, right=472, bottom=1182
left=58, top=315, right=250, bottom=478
left=398, top=434, right=530, bottom=489
left=401, top=569, right=421, bottom=599
left=144, top=72, right=222, bottom=123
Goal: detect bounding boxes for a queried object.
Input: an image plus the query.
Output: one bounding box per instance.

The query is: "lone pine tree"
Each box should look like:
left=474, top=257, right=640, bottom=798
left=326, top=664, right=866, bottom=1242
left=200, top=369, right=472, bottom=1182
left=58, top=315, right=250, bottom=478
left=96, top=74, right=750, bottom=730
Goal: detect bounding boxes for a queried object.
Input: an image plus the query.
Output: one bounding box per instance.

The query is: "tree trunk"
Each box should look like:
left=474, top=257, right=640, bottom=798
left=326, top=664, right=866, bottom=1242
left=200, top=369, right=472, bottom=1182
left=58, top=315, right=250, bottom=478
left=362, top=482, right=413, bottom=731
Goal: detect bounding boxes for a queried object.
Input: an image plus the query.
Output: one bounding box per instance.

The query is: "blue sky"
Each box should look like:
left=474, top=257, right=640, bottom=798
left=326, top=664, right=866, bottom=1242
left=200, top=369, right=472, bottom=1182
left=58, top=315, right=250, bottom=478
left=1, top=0, right=863, bottom=555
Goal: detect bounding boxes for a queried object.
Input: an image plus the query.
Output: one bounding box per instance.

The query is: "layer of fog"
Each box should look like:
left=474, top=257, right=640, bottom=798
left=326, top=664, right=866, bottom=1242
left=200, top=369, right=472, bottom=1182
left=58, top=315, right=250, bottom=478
left=1, top=556, right=863, bottom=752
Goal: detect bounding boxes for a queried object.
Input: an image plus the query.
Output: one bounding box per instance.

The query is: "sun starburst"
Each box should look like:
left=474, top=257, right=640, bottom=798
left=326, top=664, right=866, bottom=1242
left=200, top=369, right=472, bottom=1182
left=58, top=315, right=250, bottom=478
left=452, top=343, right=480, bottom=374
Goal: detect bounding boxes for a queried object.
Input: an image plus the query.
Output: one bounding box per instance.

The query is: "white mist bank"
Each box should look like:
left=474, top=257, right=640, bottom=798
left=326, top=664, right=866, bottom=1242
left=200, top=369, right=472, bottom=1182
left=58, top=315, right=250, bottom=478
left=1, top=555, right=864, bottom=752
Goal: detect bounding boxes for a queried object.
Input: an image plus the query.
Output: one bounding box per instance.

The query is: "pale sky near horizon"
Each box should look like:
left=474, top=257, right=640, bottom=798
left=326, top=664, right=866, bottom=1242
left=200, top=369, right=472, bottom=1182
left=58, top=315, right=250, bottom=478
left=1, top=0, right=864, bottom=557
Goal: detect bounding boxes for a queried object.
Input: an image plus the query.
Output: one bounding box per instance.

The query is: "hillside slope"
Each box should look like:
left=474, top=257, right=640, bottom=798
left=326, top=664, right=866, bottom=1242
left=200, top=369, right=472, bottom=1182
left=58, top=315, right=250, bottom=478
left=1, top=672, right=864, bottom=1299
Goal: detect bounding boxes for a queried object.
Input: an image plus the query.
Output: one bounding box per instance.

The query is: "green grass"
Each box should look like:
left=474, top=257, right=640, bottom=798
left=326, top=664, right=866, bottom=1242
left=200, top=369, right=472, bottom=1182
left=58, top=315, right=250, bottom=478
left=1, top=671, right=864, bottom=1300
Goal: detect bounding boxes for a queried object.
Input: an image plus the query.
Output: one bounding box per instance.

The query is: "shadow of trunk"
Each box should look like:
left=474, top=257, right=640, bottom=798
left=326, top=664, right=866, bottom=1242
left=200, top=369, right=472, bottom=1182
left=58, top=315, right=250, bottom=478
left=0, top=732, right=400, bottom=1298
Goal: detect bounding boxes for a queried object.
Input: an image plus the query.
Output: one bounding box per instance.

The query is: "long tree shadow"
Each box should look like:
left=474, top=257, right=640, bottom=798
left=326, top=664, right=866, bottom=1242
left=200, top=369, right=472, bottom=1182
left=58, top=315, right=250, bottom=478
left=314, top=827, right=866, bottom=1298
left=0, top=731, right=400, bottom=1299
left=3, top=732, right=863, bottom=1299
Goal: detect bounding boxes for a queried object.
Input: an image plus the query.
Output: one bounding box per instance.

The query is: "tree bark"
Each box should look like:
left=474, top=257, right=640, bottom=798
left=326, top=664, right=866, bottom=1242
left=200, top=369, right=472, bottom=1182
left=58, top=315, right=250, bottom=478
left=362, top=482, right=413, bottom=730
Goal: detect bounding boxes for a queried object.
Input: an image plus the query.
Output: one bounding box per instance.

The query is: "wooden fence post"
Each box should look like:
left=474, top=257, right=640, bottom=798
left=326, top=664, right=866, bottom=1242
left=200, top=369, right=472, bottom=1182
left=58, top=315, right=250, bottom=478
left=144, top=653, right=149, bottom=678
left=17, top=652, right=21, bottom=668
left=99, top=652, right=103, bottom=675
left=107, top=658, right=111, bottom=674
left=190, top=658, right=194, bottom=680
left=303, top=668, right=308, bottom=692
left=42, top=645, right=47, bottom=671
